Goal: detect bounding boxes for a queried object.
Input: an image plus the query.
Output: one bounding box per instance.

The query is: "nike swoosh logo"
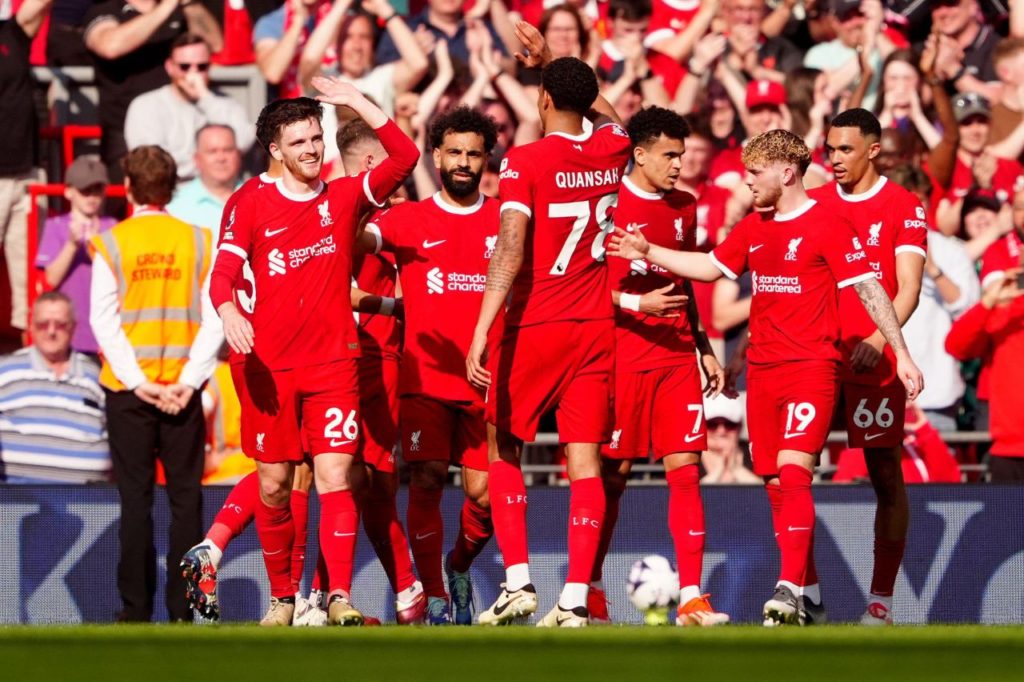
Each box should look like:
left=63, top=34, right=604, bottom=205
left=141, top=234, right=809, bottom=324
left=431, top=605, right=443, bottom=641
left=556, top=615, right=574, bottom=625
left=783, top=432, right=803, bottom=439
left=688, top=530, right=705, bottom=536
left=864, top=433, right=886, bottom=441
left=787, top=526, right=812, bottom=532
left=415, top=531, right=437, bottom=540
left=265, top=227, right=288, bottom=237
left=749, top=244, right=765, bottom=253
left=684, top=434, right=702, bottom=443
left=491, top=597, right=513, bottom=617
left=329, top=439, right=353, bottom=447
left=333, top=531, right=356, bottom=537
left=422, top=239, right=446, bottom=249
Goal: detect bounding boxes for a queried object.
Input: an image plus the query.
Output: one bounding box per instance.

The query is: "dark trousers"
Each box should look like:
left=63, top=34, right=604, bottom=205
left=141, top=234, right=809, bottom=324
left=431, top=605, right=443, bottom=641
left=989, top=455, right=1024, bottom=483
left=106, top=388, right=205, bottom=621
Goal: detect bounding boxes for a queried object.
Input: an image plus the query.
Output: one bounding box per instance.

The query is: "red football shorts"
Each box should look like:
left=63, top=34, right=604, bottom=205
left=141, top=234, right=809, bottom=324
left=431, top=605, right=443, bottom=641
left=233, top=358, right=361, bottom=463
left=486, top=319, right=615, bottom=443
left=358, top=355, right=399, bottom=473
left=746, top=359, right=839, bottom=477
left=841, top=379, right=906, bottom=449
left=603, top=362, right=707, bottom=459
left=400, top=395, right=489, bottom=471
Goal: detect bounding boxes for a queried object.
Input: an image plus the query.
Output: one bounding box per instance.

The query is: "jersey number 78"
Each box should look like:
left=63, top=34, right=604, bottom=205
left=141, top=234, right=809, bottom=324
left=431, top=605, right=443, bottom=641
left=547, top=193, right=618, bottom=276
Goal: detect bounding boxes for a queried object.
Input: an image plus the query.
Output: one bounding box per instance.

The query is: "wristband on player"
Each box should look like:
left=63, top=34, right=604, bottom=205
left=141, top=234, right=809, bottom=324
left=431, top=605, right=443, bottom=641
left=379, top=296, right=396, bottom=316
left=619, top=293, right=641, bottom=312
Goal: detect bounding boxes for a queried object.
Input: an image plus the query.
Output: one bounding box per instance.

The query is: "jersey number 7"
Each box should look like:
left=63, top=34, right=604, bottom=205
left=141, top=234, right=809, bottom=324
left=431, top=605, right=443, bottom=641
left=548, top=193, right=618, bottom=276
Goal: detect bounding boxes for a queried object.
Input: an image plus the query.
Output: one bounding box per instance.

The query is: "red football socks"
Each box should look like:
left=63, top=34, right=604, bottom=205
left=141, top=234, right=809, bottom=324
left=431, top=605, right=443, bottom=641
left=590, top=478, right=624, bottom=583
left=290, top=489, right=309, bottom=593
left=778, top=464, right=815, bottom=585
left=362, top=485, right=417, bottom=594
left=407, top=485, right=445, bottom=597
left=206, top=471, right=259, bottom=551
left=870, top=537, right=906, bottom=597
left=448, top=497, right=493, bottom=574
left=254, top=497, right=295, bottom=599
left=667, top=464, right=704, bottom=589
left=488, top=459, right=530, bottom=569
left=566, top=476, right=605, bottom=585
left=319, top=490, right=359, bottom=596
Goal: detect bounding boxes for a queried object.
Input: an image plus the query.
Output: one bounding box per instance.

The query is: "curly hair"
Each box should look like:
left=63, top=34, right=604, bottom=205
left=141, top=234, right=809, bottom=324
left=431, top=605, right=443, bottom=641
left=741, top=129, right=811, bottom=174
left=428, top=106, right=498, bottom=153
left=829, top=107, right=882, bottom=141
left=255, top=97, right=323, bottom=150
left=541, top=57, right=599, bottom=115
left=122, top=146, right=177, bottom=206
left=627, top=106, right=690, bottom=148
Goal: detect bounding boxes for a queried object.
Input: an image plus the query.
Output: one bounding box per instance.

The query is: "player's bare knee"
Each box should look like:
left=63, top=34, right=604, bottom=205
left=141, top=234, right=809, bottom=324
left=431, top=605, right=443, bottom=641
left=409, top=461, right=447, bottom=491
left=257, top=462, right=293, bottom=506
left=314, top=453, right=358, bottom=493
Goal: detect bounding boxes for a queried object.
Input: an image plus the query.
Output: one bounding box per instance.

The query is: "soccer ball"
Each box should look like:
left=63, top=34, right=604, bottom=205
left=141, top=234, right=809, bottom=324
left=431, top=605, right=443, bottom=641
left=626, top=554, right=680, bottom=614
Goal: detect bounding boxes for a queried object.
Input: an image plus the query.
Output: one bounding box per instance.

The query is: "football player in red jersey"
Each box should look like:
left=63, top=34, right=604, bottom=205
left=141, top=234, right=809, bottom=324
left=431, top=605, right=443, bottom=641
left=610, top=129, right=924, bottom=627
left=810, top=108, right=927, bottom=626
left=363, top=107, right=501, bottom=625
left=209, top=83, right=418, bottom=626
left=593, top=105, right=729, bottom=627
left=466, top=23, right=631, bottom=627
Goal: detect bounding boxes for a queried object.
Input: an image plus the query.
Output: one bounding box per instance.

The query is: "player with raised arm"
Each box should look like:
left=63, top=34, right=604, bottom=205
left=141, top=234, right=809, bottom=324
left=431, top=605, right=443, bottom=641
left=466, top=23, right=632, bottom=628
left=361, top=107, right=500, bottom=625
left=209, top=84, right=418, bottom=627
left=810, top=108, right=927, bottom=626
left=609, top=129, right=924, bottom=627
left=594, top=105, right=729, bottom=627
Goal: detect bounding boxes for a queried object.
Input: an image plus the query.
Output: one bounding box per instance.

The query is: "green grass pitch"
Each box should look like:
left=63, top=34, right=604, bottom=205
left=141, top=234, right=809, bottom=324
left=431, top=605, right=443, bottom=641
left=2, top=625, right=1023, bottom=681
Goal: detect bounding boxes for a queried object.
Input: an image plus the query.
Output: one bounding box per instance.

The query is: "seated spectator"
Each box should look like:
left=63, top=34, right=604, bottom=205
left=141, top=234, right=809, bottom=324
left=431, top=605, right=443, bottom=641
left=0, top=292, right=109, bottom=483
left=833, top=403, right=962, bottom=484
left=887, top=165, right=980, bottom=432
left=35, top=157, right=117, bottom=356
left=125, top=34, right=255, bottom=181
left=166, top=124, right=242, bottom=240
left=298, top=0, right=429, bottom=116
left=201, top=359, right=255, bottom=484
left=84, top=0, right=223, bottom=181
left=803, top=0, right=889, bottom=110
left=945, top=268, right=1024, bottom=483
left=934, top=93, right=1024, bottom=236
left=700, top=393, right=759, bottom=484
left=929, top=0, right=999, bottom=100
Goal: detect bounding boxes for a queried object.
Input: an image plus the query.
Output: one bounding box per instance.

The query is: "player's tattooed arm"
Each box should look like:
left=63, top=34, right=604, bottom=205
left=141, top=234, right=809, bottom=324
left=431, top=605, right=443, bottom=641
left=467, top=209, right=527, bottom=388
left=851, top=252, right=924, bottom=373
left=854, top=277, right=925, bottom=399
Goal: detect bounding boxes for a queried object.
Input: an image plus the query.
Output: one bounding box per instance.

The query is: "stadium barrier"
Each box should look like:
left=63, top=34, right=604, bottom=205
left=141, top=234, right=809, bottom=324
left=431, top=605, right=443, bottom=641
left=1, top=484, right=1020, bottom=625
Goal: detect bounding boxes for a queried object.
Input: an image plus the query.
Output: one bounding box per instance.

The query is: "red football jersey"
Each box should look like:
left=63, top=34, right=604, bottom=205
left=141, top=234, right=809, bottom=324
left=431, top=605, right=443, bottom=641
left=979, top=232, right=1024, bottom=290
left=221, top=173, right=274, bottom=367
left=709, top=199, right=874, bottom=366
left=369, top=192, right=500, bottom=402
left=809, top=177, right=928, bottom=385
left=353, top=249, right=401, bottom=362
left=644, top=0, right=700, bottom=48
left=708, top=145, right=745, bottom=189
left=946, top=157, right=1024, bottom=205
left=498, top=122, right=632, bottom=327
left=608, top=176, right=698, bottom=372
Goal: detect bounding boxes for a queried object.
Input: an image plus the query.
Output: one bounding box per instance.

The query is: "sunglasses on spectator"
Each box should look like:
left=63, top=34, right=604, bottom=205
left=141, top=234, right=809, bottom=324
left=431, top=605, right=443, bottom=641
left=33, top=319, right=72, bottom=332
left=177, top=62, right=210, bottom=72
left=707, top=418, right=740, bottom=432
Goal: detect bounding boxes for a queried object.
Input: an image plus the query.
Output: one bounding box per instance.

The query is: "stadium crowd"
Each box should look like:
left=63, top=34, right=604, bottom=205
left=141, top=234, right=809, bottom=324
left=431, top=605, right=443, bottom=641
left=0, top=0, right=1021, bottom=626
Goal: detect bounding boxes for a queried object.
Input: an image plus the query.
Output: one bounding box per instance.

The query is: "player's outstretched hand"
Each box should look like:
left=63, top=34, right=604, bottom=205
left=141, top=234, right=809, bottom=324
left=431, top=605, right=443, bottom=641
left=311, top=75, right=366, bottom=108
left=607, top=226, right=650, bottom=261
left=513, top=20, right=552, bottom=69
left=850, top=335, right=884, bottom=374
left=701, top=352, right=725, bottom=399
left=639, top=283, right=687, bottom=317
left=466, top=331, right=492, bottom=390
left=220, top=304, right=254, bottom=354
left=895, top=351, right=924, bottom=401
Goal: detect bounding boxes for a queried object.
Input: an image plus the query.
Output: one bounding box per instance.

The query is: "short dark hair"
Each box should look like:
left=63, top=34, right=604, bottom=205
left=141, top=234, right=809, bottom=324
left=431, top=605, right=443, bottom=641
left=256, top=97, right=323, bottom=149
left=627, top=106, right=690, bottom=148
left=336, top=119, right=379, bottom=157
left=428, top=106, right=498, bottom=154
left=608, top=0, right=651, bottom=22
left=122, top=146, right=177, bottom=206
left=830, top=107, right=882, bottom=141
left=541, top=58, right=599, bottom=116
left=171, top=32, right=209, bottom=52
